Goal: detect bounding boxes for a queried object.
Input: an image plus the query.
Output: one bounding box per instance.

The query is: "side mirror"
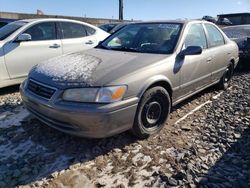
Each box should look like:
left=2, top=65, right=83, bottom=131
left=178, top=46, right=202, bottom=58
left=15, top=33, right=32, bottom=42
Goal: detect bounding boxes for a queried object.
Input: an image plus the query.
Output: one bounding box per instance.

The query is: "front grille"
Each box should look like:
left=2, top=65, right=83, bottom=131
left=27, top=80, right=56, bottom=99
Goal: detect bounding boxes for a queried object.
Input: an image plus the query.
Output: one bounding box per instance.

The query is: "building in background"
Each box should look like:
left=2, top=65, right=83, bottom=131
left=0, top=11, right=122, bottom=26
left=36, top=9, right=44, bottom=15
left=217, top=13, right=250, bottom=25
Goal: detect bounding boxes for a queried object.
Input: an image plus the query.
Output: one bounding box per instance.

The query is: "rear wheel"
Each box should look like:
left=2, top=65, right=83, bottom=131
left=217, top=63, right=234, bottom=90
left=132, top=86, right=171, bottom=139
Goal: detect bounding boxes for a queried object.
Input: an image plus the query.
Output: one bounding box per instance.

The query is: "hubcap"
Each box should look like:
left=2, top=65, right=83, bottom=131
left=145, top=101, right=162, bottom=125
left=140, top=91, right=169, bottom=131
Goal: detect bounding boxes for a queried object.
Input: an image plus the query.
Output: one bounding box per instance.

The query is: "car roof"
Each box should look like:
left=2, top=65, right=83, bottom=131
left=125, top=19, right=210, bottom=25
left=21, top=19, right=208, bottom=25
left=20, top=18, right=87, bottom=23
left=139, top=20, right=188, bottom=24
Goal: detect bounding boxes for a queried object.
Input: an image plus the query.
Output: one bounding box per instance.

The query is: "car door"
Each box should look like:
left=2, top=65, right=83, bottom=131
left=4, top=21, right=63, bottom=79
left=203, top=23, right=229, bottom=82
left=178, top=23, right=212, bottom=97
left=59, top=21, right=98, bottom=54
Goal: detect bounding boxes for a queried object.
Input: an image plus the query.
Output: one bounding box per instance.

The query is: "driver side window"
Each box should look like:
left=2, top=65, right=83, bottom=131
left=183, top=24, right=207, bottom=49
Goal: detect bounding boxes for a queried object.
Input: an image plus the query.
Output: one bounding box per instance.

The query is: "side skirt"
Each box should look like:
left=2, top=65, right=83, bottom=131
left=172, top=80, right=220, bottom=106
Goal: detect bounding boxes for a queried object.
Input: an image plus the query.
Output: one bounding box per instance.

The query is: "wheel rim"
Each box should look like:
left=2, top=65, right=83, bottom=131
left=141, top=94, right=168, bottom=131
left=145, top=101, right=162, bottom=124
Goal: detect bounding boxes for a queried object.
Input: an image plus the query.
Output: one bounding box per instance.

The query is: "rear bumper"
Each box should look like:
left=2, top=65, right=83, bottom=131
left=20, top=83, right=139, bottom=138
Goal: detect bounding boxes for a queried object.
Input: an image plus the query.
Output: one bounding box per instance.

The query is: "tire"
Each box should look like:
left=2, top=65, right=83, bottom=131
left=132, top=86, right=171, bottom=139
left=217, top=63, right=234, bottom=90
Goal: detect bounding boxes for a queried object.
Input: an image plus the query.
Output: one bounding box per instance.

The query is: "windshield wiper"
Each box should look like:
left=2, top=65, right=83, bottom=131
left=96, top=44, right=141, bottom=52
left=109, top=46, right=140, bottom=52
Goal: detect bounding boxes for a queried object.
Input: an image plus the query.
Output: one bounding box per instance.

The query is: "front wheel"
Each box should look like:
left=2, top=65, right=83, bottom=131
left=217, top=63, right=234, bottom=90
left=132, top=86, right=171, bottom=139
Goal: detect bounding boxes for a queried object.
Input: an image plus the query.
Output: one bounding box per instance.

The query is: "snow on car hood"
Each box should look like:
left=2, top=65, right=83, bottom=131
left=30, top=49, right=169, bottom=88
left=34, top=52, right=101, bottom=85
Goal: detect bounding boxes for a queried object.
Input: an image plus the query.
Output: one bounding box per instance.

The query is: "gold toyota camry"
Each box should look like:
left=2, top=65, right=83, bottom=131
left=20, top=20, right=239, bottom=138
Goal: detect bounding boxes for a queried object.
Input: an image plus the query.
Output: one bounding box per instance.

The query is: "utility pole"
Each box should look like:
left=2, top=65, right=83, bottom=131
left=119, top=0, right=123, bottom=21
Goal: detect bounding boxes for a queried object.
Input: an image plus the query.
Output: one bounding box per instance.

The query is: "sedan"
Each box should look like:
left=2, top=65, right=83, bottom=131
left=20, top=20, right=239, bottom=139
left=0, top=18, right=109, bottom=88
left=222, top=25, right=250, bottom=69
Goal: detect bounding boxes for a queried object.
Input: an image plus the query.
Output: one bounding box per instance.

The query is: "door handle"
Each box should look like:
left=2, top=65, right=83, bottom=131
left=49, top=44, right=61, bottom=48
left=207, top=57, right=212, bottom=62
left=85, top=40, right=94, bottom=45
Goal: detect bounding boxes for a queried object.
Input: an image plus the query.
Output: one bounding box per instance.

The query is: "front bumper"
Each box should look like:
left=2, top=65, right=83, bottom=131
left=20, top=82, right=139, bottom=138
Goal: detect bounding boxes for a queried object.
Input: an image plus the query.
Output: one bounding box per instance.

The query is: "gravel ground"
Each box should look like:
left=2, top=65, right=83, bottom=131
left=0, top=71, right=249, bottom=188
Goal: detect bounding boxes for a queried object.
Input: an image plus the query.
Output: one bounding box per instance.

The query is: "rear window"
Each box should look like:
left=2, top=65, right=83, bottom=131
left=83, top=25, right=96, bottom=35
left=60, top=22, right=87, bottom=39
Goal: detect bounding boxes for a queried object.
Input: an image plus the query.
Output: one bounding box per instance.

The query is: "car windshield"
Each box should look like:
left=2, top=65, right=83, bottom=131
left=222, top=25, right=250, bottom=39
left=98, top=23, right=182, bottom=54
left=0, top=21, right=27, bottom=40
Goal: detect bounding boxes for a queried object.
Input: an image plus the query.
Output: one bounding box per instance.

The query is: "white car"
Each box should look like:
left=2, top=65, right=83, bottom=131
left=0, top=18, right=109, bottom=88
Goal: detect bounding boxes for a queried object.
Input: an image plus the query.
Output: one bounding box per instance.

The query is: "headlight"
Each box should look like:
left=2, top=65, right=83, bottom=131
left=62, top=86, right=127, bottom=103
left=62, top=88, right=99, bottom=102
left=96, top=86, right=127, bottom=103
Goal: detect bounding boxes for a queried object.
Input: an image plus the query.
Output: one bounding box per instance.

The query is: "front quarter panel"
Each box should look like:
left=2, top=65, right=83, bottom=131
left=109, top=55, right=180, bottom=102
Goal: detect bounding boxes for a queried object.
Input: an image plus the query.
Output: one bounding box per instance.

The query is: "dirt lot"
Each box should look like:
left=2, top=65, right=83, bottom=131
left=0, top=71, right=249, bottom=188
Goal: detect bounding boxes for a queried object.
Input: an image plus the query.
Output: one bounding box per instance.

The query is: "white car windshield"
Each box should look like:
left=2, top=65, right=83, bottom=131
left=0, top=21, right=27, bottom=40
left=99, top=23, right=182, bottom=54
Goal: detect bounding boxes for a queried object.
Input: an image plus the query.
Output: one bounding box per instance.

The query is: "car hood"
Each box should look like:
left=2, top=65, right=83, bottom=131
left=29, top=48, right=169, bottom=89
